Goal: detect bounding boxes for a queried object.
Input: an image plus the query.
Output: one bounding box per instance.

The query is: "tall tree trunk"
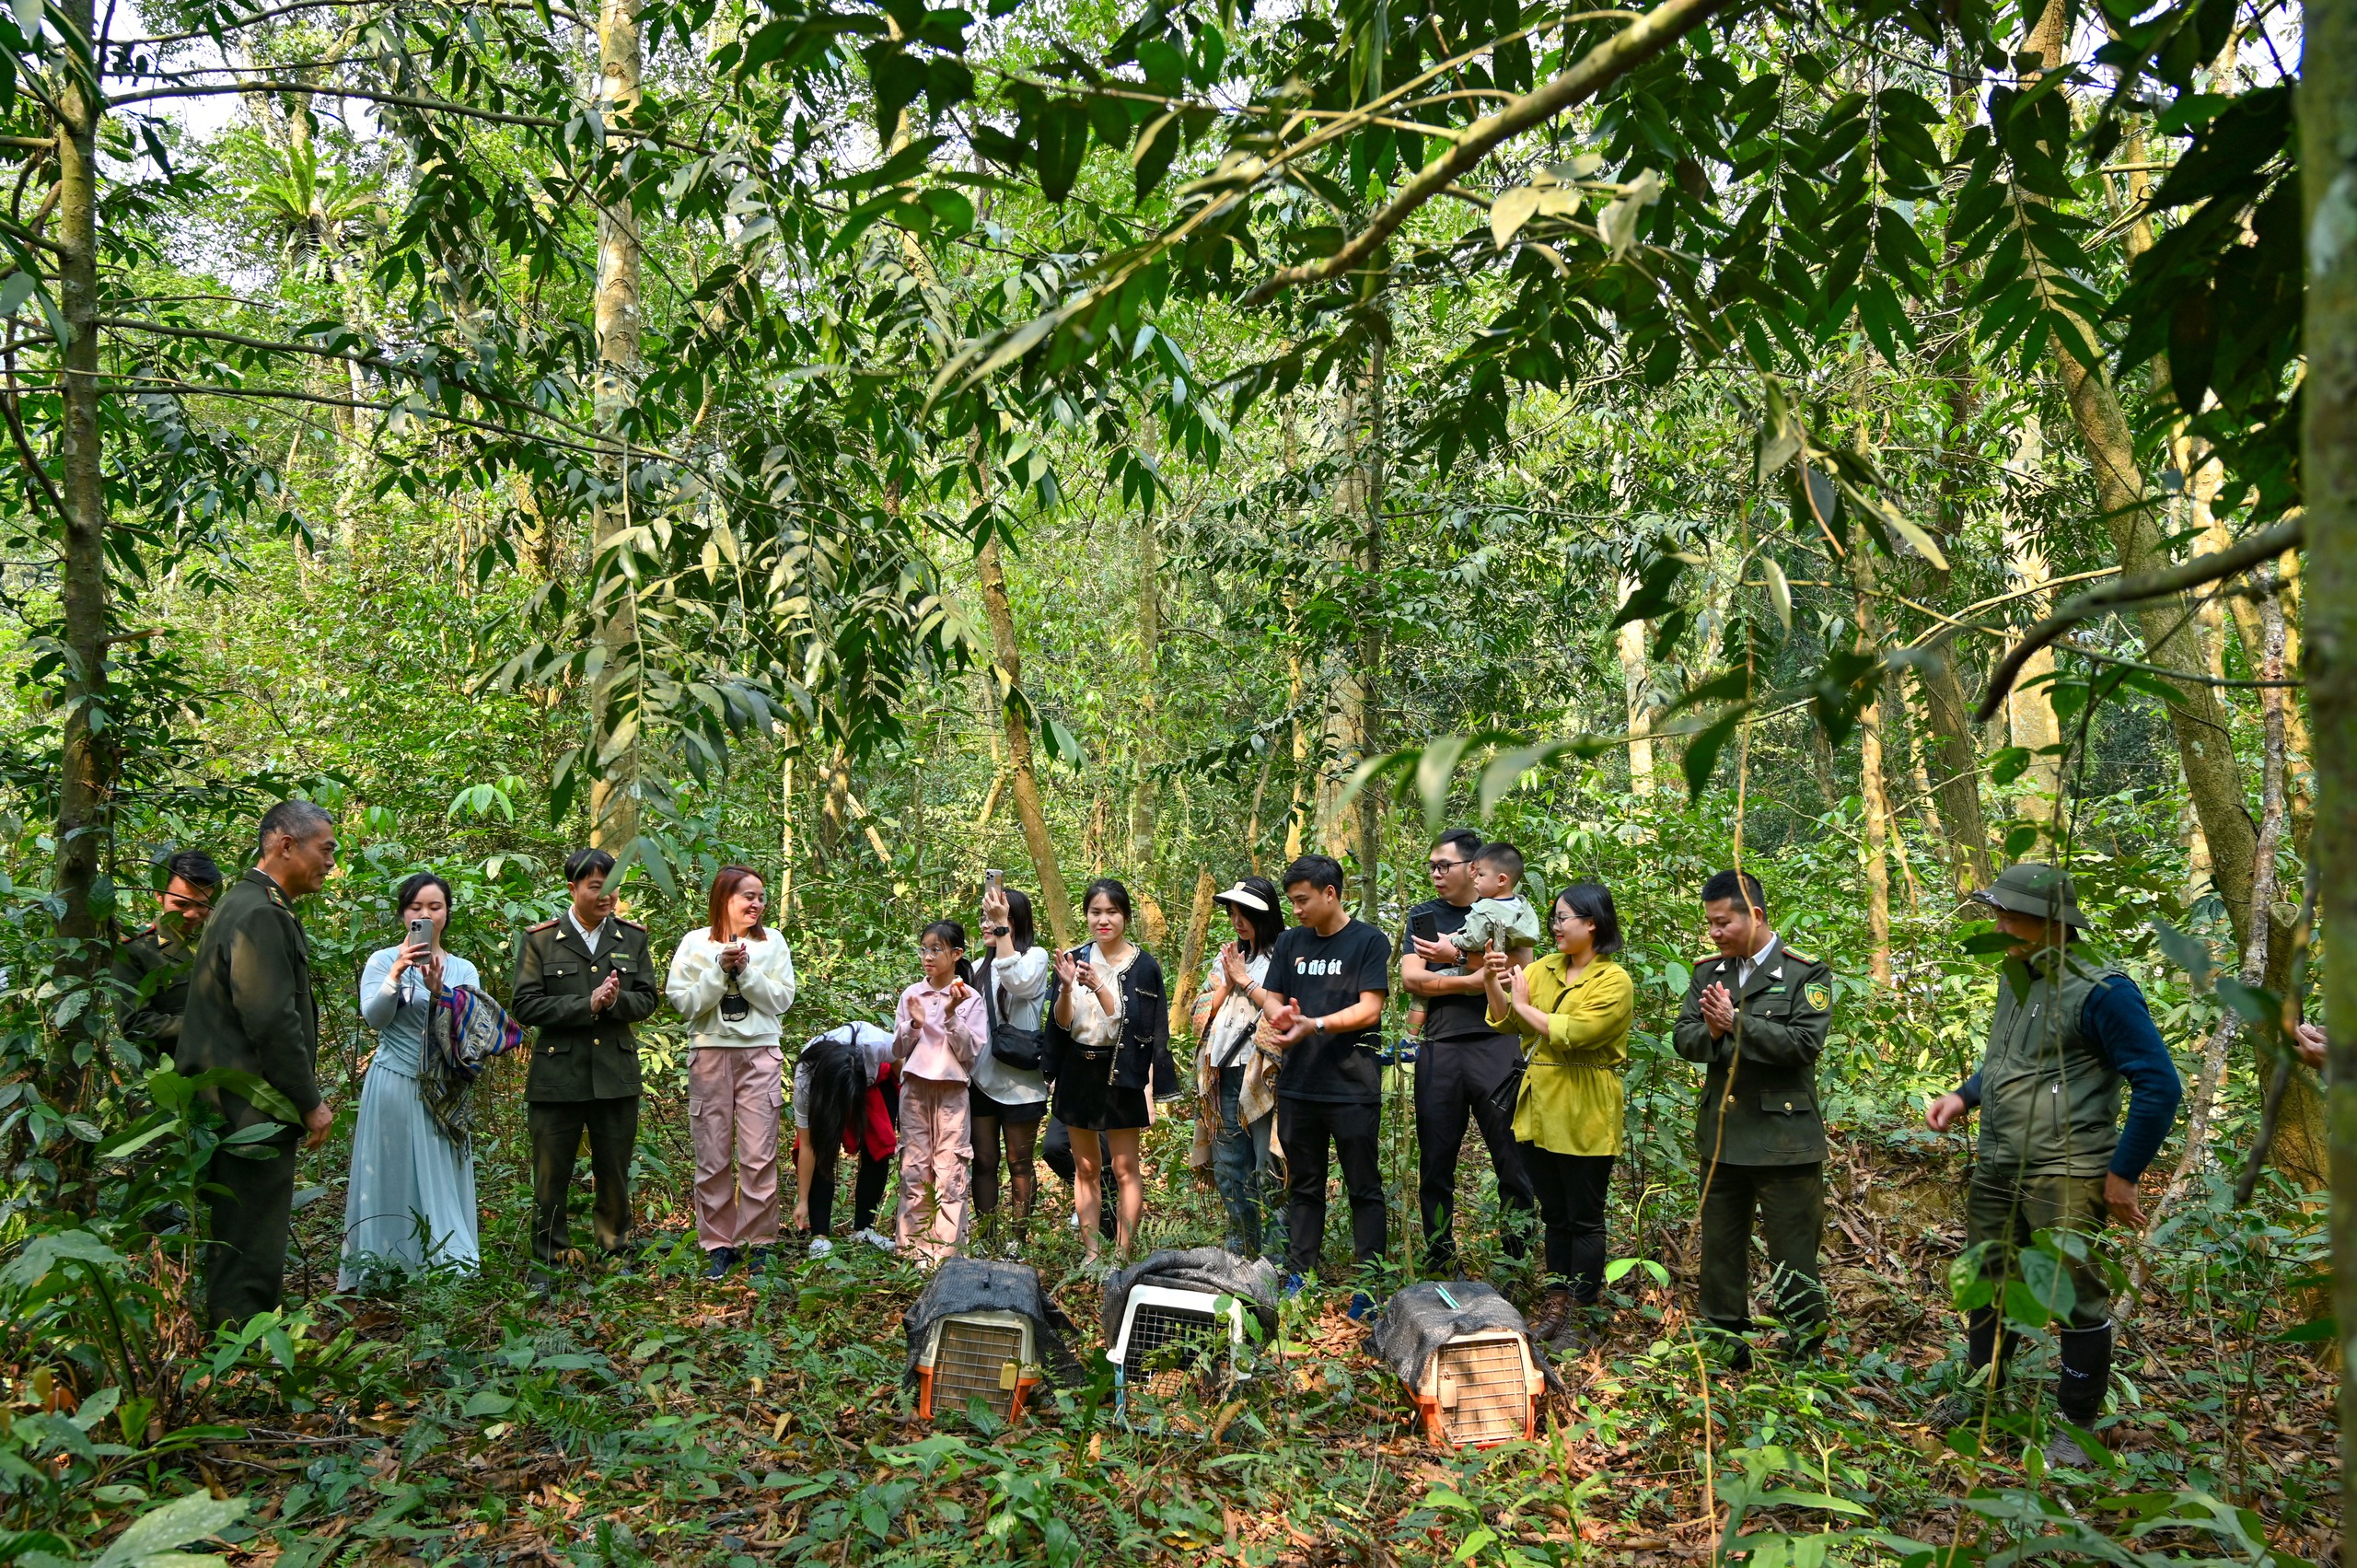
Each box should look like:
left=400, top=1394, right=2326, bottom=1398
left=2296, top=1, right=2357, bottom=1536
left=1618, top=606, right=1654, bottom=795
left=2025, top=0, right=2264, bottom=957
left=1353, top=333, right=1387, bottom=919
left=977, top=535, right=1074, bottom=948
left=1847, top=548, right=1895, bottom=984
left=1916, top=650, right=1995, bottom=889
left=1131, top=488, right=1166, bottom=943
left=50, top=0, right=109, bottom=1184
left=1171, top=867, right=1217, bottom=1040
left=2001, top=414, right=2067, bottom=823
left=587, top=0, right=644, bottom=851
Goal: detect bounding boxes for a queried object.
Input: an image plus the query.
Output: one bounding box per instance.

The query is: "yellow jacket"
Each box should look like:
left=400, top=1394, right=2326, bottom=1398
left=1489, top=954, right=1633, bottom=1156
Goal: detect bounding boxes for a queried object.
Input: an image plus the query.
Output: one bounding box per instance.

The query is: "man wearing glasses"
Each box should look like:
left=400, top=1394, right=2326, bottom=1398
left=1401, top=829, right=1538, bottom=1274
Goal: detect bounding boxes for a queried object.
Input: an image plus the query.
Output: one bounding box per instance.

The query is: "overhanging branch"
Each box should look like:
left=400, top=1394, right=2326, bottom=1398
left=1972, top=516, right=2305, bottom=721
left=1241, top=0, right=1745, bottom=305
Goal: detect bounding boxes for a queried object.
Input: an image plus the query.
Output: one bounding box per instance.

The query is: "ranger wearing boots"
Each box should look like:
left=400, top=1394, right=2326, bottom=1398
left=1925, top=863, right=2183, bottom=1468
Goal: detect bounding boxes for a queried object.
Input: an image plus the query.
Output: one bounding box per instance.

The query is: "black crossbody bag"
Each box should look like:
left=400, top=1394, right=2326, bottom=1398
left=977, top=955, right=1045, bottom=1073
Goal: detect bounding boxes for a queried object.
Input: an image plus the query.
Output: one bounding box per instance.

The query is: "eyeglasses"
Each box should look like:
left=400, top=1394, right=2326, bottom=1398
left=918, top=945, right=954, bottom=958
left=1427, top=858, right=1467, bottom=873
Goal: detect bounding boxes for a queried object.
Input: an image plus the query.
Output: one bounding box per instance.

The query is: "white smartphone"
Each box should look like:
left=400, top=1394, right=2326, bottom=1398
left=407, top=915, right=433, bottom=953
left=984, top=868, right=1004, bottom=895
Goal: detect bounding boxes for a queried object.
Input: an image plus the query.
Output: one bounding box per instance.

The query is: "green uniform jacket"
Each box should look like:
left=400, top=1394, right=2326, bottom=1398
left=114, top=923, right=195, bottom=1051
left=1671, top=937, right=1834, bottom=1167
left=177, top=870, right=321, bottom=1132
left=510, top=914, right=660, bottom=1101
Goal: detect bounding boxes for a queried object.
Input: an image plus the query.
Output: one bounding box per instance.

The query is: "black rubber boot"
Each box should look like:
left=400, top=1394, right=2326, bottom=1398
left=1967, top=1307, right=2020, bottom=1378
left=2055, top=1321, right=2113, bottom=1427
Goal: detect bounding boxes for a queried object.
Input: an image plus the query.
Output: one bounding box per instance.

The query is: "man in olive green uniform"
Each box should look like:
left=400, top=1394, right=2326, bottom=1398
left=177, top=803, right=339, bottom=1330
left=1926, top=864, right=2183, bottom=1466
left=1672, top=868, right=1835, bottom=1364
left=114, top=850, right=223, bottom=1056
left=511, top=848, right=660, bottom=1291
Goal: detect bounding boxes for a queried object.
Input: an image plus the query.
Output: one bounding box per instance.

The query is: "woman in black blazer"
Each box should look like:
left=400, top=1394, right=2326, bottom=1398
left=1046, top=878, right=1178, bottom=1261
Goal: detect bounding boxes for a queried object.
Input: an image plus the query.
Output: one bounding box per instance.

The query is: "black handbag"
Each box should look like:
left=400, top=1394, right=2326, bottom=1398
left=976, top=956, right=1044, bottom=1072
left=1484, top=1053, right=1529, bottom=1116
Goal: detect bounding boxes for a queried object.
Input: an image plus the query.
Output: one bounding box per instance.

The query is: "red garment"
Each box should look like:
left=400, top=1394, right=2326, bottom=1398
left=847, top=1063, right=899, bottom=1160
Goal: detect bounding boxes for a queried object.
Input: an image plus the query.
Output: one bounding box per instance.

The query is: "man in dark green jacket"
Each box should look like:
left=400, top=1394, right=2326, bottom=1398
left=1672, top=869, right=1835, bottom=1364
left=511, top=848, right=660, bottom=1292
left=177, top=803, right=338, bottom=1330
left=1926, top=863, right=2183, bottom=1467
left=114, top=849, right=222, bottom=1056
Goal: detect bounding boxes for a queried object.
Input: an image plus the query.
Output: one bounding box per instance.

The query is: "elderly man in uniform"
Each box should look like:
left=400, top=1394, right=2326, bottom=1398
left=115, top=849, right=223, bottom=1056
left=1926, top=863, right=2183, bottom=1467
left=511, top=848, right=660, bottom=1295
left=1672, top=868, right=1835, bottom=1366
left=178, top=803, right=338, bottom=1329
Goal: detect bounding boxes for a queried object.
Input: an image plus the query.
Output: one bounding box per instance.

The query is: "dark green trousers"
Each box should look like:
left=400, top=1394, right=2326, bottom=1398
left=1964, top=1171, right=2111, bottom=1330
left=201, top=1139, right=297, bottom=1330
left=1698, top=1160, right=1826, bottom=1342
left=528, top=1097, right=640, bottom=1271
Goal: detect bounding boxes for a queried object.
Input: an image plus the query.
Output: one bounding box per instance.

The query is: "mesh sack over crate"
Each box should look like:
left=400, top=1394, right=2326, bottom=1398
left=1368, top=1281, right=1551, bottom=1449
left=1100, top=1248, right=1279, bottom=1412
left=901, top=1259, right=1085, bottom=1424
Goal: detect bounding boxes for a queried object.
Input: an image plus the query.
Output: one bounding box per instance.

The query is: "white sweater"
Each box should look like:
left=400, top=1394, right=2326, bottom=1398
left=665, top=928, right=797, bottom=1048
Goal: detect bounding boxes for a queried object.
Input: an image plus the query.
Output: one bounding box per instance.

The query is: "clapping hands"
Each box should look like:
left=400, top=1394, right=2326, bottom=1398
left=590, top=970, right=621, bottom=1013
left=1700, top=981, right=1737, bottom=1038
left=1218, top=941, right=1251, bottom=989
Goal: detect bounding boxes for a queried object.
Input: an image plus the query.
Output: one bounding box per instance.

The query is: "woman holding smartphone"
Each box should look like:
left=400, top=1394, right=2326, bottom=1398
left=342, top=872, right=482, bottom=1288
left=1047, top=878, right=1177, bottom=1265
left=970, top=879, right=1050, bottom=1244
left=668, top=865, right=799, bottom=1278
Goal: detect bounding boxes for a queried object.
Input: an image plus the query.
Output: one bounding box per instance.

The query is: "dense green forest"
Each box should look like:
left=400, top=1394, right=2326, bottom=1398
left=0, top=0, right=2349, bottom=1558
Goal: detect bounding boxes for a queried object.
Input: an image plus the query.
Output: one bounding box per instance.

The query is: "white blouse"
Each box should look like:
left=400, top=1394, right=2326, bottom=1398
left=1065, top=944, right=1137, bottom=1051
left=971, top=945, right=1051, bottom=1105
left=665, top=928, right=797, bottom=1048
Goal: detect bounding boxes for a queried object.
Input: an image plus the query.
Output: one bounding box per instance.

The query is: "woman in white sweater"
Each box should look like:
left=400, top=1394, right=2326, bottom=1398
left=666, top=865, right=797, bottom=1277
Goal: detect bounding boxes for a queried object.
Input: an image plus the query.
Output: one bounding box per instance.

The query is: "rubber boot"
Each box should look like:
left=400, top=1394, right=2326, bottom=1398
left=2055, top=1321, right=2112, bottom=1427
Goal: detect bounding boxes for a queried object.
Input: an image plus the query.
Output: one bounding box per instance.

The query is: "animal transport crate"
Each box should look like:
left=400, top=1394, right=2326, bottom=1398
left=913, top=1309, right=1041, bottom=1423
left=1411, top=1330, right=1543, bottom=1449
left=1109, top=1284, right=1248, bottom=1415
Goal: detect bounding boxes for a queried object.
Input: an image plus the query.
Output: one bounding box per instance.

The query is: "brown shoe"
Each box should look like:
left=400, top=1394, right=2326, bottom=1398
left=1527, top=1286, right=1574, bottom=1343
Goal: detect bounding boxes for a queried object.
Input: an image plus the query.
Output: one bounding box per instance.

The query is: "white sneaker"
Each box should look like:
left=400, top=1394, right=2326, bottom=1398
left=853, top=1227, right=897, bottom=1253
left=807, top=1237, right=834, bottom=1259
left=1068, top=1213, right=1080, bottom=1230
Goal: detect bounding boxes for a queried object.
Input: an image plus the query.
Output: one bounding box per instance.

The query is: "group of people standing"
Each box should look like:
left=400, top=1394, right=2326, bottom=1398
left=126, top=801, right=2189, bottom=1466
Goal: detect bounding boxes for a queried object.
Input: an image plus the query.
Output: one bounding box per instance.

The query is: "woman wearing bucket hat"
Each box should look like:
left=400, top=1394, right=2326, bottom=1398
left=1190, top=877, right=1288, bottom=1259
left=1923, top=862, right=2183, bottom=1469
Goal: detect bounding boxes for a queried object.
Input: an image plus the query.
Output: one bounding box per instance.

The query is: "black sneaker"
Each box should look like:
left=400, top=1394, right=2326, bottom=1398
left=704, top=1247, right=739, bottom=1280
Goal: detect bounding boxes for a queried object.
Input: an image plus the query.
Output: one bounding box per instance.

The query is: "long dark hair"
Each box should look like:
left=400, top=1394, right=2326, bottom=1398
left=1226, top=876, right=1284, bottom=955
left=1003, top=888, right=1036, bottom=954
left=800, top=1027, right=863, bottom=1149
left=922, top=918, right=975, bottom=984
left=1555, top=881, right=1624, bottom=956
left=1079, top=878, right=1132, bottom=923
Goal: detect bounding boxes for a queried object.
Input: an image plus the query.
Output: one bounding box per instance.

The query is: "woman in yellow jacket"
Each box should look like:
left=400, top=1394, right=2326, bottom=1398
left=1481, top=881, right=1632, bottom=1347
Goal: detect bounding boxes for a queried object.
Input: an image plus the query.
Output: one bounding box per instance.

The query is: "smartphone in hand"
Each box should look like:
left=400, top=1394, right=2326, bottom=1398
left=406, top=915, right=433, bottom=955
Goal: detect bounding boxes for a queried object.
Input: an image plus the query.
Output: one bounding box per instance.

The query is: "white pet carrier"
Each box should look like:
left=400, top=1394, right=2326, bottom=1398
left=1109, top=1284, right=1248, bottom=1416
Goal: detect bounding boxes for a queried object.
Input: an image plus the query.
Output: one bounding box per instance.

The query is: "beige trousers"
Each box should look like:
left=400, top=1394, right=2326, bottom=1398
left=689, top=1045, right=784, bottom=1251
left=896, top=1074, right=971, bottom=1262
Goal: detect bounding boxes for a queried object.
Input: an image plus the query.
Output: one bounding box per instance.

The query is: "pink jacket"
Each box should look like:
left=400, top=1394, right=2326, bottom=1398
left=893, top=979, right=984, bottom=1083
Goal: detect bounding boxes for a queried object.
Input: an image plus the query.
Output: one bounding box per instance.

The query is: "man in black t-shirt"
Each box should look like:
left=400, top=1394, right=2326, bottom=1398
left=1241, top=854, right=1394, bottom=1318
left=1403, top=829, right=1537, bottom=1272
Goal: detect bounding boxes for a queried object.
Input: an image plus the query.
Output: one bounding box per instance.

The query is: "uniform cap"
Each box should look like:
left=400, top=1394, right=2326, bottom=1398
left=1970, top=862, right=2088, bottom=930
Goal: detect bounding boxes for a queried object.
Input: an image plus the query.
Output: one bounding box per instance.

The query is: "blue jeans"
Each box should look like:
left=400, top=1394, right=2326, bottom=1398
left=1213, top=1067, right=1281, bottom=1260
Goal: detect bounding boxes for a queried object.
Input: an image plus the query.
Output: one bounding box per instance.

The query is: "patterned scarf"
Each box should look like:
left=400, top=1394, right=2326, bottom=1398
left=422, top=984, right=525, bottom=1150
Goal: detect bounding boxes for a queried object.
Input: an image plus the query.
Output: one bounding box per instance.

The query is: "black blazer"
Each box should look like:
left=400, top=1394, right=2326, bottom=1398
left=1043, top=944, right=1179, bottom=1095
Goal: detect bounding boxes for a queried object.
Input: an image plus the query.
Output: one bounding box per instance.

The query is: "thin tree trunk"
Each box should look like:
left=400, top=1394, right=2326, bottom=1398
left=1847, top=548, right=1895, bottom=985
left=2300, top=0, right=2357, bottom=1524
left=588, top=0, right=644, bottom=850
left=49, top=0, right=109, bottom=1179
left=2026, top=0, right=2268, bottom=963
left=1618, top=608, right=1654, bottom=795
left=977, top=534, right=1074, bottom=949
left=1917, top=650, right=1996, bottom=889
left=1131, top=489, right=1166, bottom=944
left=1171, top=868, right=1217, bottom=1041
left=1353, top=332, right=1387, bottom=919
left=2001, top=414, right=2067, bottom=821
left=2156, top=579, right=2286, bottom=1217
left=778, top=749, right=796, bottom=927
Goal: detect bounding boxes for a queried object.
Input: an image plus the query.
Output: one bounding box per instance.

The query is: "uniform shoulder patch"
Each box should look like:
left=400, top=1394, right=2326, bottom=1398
left=1803, top=980, right=1831, bottom=1011
left=527, top=918, right=559, bottom=933
left=1694, top=951, right=1723, bottom=966
left=616, top=916, right=647, bottom=931
left=1782, top=947, right=1817, bottom=966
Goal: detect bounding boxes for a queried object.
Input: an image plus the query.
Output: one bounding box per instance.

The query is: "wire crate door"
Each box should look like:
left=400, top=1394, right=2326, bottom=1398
left=925, top=1316, right=1031, bottom=1422
left=1429, top=1334, right=1537, bottom=1448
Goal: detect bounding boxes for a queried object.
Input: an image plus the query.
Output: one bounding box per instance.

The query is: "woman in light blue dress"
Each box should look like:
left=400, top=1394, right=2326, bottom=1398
left=340, top=872, right=482, bottom=1288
